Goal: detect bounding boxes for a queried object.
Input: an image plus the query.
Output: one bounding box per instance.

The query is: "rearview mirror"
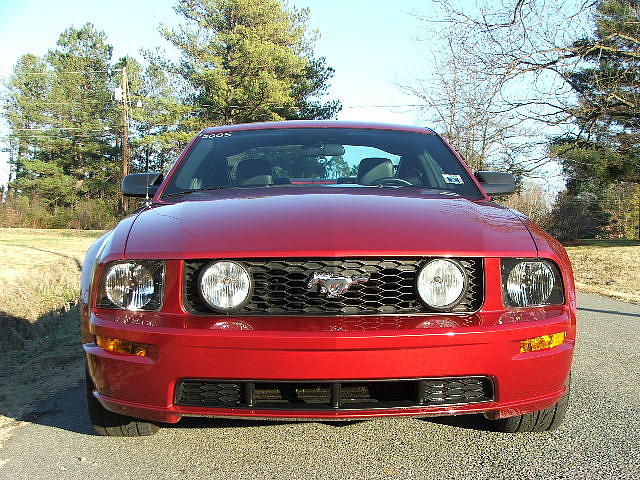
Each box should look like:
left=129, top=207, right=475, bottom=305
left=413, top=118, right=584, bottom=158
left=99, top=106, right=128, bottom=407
left=299, top=144, right=345, bottom=157
left=474, top=171, right=516, bottom=196
left=122, top=172, right=163, bottom=197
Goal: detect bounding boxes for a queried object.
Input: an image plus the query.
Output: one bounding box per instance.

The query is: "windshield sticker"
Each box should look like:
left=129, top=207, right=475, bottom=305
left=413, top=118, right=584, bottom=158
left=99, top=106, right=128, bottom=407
left=201, top=132, right=232, bottom=139
left=442, top=174, right=464, bottom=184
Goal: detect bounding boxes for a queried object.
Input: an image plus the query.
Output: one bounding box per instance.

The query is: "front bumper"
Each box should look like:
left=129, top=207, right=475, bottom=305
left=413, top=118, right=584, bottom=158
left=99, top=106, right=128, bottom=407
left=85, top=307, right=574, bottom=424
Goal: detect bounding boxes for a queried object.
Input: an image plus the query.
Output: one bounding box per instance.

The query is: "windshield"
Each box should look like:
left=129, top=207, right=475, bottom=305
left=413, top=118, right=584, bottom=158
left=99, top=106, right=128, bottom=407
left=162, top=128, right=482, bottom=199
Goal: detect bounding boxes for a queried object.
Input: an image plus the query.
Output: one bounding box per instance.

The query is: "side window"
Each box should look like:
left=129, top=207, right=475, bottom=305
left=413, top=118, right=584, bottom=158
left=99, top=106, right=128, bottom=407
left=172, top=140, right=212, bottom=189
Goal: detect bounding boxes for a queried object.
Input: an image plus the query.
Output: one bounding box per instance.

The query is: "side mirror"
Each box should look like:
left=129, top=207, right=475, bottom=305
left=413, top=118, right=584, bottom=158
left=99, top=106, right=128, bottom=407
left=474, top=171, right=516, bottom=196
left=121, top=172, right=163, bottom=197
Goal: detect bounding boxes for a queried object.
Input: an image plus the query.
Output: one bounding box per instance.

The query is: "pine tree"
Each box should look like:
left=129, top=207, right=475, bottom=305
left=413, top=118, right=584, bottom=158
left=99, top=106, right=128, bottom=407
left=550, top=1, right=640, bottom=239
left=153, top=0, right=340, bottom=126
left=44, top=23, right=119, bottom=200
left=119, top=57, right=194, bottom=173
left=3, top=54, right=51, bottom=184
left=5, top=23, right=120, bottom=206
left=554, top=0, right=640, bottom=189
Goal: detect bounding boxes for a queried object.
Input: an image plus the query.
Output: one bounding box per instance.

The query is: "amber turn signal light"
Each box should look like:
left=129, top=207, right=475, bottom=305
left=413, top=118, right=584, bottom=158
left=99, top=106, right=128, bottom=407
left=96, top=336, right=149, bottom=356
left=520, top=332, right=565, bottom=353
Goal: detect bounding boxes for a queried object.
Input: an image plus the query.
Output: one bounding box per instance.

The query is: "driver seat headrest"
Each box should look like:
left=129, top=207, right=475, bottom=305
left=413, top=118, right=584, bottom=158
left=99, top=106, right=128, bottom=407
left=357, top=157, right=394, bottom=185
left=236, top=157, right=273, bottom=185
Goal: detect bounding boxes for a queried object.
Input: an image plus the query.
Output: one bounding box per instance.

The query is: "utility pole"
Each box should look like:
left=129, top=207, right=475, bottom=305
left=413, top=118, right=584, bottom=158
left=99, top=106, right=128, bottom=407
left=121, top=66, right=130, bottom=179
left=120, top=66, right=130, bottom=210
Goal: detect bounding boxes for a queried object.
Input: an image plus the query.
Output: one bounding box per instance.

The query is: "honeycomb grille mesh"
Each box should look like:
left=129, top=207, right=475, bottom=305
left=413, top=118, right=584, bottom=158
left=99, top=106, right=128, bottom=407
left=174, top=377, right=494, bottom=410
left=423, top=377, right=494, bottom=405
left=183, top=258, right=483, bottom=316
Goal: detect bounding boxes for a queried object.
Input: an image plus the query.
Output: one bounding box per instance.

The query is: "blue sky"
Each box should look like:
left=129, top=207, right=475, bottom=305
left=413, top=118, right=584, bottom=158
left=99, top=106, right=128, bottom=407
left=0, top=0, right=432, bottom=185
left=0, top=0, right=426, bottom=122
left=0, top=0, right=568, bottom=192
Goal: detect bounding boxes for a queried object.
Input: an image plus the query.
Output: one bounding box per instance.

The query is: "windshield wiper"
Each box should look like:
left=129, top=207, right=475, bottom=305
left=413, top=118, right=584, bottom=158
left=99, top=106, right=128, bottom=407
left=163, top=187, right=227, bottom=198
left=420, top=188, right=461, bottom=195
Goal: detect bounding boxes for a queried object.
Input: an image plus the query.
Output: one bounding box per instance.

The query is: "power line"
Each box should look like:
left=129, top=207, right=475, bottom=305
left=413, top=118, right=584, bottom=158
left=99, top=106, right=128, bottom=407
left=12, top=126, right=117, bottom=132
left=11, top=100, right=117, bottom=105
left=4, top=122, right=187, bottom=138
left=7, top=133, right=116, bottom=139
left=342, top=104, right=423, bottom=109
left=12, top=69, right=121, bottom=76
left=8, top=120, right=189, bottom=132
left=194, top=103, right=424, bottom=109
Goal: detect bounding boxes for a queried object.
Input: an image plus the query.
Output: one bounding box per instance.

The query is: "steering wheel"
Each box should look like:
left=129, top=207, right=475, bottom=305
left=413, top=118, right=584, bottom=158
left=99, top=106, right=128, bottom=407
left=370, top=177, right=413, bottom=186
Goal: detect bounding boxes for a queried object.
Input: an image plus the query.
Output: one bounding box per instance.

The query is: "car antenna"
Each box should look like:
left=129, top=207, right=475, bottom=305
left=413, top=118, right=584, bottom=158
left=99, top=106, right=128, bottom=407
left=144, top=155, right=152, bottom=208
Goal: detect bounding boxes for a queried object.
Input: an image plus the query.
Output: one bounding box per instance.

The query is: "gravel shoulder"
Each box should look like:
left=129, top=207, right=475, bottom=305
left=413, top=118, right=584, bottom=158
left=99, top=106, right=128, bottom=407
left=0, top=292, right=638, bottom=480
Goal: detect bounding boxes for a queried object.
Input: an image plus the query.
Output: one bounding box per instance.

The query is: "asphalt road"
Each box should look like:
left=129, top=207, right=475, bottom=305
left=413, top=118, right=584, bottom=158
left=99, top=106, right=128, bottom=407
left=1, top=292, right=638, bottom=480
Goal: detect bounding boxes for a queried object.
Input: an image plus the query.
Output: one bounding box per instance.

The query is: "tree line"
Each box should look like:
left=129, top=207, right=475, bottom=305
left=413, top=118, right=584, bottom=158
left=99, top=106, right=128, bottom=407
left=1, top=0, right=339, bottom=228
left=1, top=0, right=638, bottom=239
left=409, top=0, right=639, bottom=239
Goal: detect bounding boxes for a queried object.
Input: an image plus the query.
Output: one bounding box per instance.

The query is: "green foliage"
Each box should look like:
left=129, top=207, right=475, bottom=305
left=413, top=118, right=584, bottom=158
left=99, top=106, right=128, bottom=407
left=117, top=57, right=194, bottom=174
left=42, top=23, right=118, bottom=184
left=10, top=159, right=79, bottom=207
left=153, top=0, right=340, bottom=125
left=321, top=156, right=351, bottom=179
left=554, top=1, right=640, bottom=190
left=549, top=1, right=640, bottom=239
left=2, top=7, right=340, bottom=229
left=550, top=141, right=637, bottom=193
left=549, top=191, right=612, bottom=241
left=569, top=0, right=640, bottom=131
left=3, top=23, right=119, bottom=210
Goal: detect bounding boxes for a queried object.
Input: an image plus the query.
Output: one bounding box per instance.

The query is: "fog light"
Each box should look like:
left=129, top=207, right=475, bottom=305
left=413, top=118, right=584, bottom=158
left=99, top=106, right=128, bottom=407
left=199, top=261, right=252, bottom=312
left=520, top=332, right=565, bottom=353
left=96, top=336, right=149, bottom=356
left=416, top=259, right=467, bottom=310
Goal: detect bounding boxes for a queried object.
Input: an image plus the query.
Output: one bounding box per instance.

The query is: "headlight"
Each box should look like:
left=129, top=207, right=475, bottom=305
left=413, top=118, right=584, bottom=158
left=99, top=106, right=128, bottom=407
left=198, top=261, right=252, bottom=312
left=97, top=261, right=164, bottom=311
left=416, top=259, right=467, bottom=310
left=501, top=259, right=564, bottom=307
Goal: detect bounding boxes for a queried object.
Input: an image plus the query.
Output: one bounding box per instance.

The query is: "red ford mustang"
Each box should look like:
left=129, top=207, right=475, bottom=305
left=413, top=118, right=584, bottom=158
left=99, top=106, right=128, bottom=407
left=81, top=121, right=575, bottom=436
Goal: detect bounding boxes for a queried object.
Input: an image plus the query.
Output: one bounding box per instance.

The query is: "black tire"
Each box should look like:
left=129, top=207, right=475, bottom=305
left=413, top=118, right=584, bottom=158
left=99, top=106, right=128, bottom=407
left=488, top=382, right=570, bottom=433
left=85, top=368, right=160, bottom=437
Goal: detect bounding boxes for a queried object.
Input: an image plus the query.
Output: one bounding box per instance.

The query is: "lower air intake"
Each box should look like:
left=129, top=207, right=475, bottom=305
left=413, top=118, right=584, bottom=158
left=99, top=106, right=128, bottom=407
left=174, top=377, right=494, bottom=410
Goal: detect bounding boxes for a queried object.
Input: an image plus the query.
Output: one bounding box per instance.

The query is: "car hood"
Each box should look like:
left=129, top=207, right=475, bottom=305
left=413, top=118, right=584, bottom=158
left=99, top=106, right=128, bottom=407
left=123, top=189, right=537, bottom=258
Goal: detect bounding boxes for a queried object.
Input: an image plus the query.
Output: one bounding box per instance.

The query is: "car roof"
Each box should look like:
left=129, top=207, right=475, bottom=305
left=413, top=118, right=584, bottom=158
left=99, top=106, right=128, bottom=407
left=200, top=120, right=435, bottom=135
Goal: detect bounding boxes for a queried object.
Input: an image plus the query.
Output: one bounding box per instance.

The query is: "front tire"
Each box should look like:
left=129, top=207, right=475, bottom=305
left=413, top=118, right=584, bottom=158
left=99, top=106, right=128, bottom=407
left=85, top=367, right=159, bottom=436
left=488, top=381, right=570, bottom=433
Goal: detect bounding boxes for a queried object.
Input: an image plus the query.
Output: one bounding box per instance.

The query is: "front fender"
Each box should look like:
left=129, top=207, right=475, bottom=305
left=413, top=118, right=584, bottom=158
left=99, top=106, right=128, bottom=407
left=80, top=230, right=113, bottom=343
left=80, top=212, right=142, bottom=343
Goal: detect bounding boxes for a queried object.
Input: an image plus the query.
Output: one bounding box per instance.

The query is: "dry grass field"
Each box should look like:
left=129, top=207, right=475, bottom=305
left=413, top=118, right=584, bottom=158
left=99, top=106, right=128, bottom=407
left=565, top=240, right=640, bottom=305
left=0, top=228, right=102, bottom=424
left=0, top=228, right=102, bottom=321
